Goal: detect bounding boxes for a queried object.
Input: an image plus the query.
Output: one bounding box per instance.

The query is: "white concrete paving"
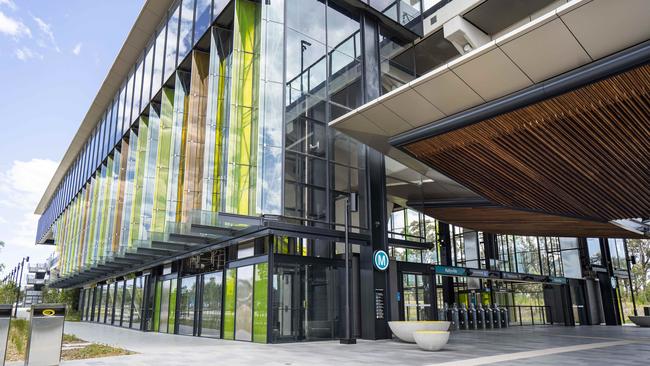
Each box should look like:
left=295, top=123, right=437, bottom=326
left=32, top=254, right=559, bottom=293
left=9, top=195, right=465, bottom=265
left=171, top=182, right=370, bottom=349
left=14, top=322, right=650, bottom=366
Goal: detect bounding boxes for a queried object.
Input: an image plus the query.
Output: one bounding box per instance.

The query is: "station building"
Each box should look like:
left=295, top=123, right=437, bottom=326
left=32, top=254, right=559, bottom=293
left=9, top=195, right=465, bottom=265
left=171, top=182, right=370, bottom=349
left=35, top=0, right=650, bottom=342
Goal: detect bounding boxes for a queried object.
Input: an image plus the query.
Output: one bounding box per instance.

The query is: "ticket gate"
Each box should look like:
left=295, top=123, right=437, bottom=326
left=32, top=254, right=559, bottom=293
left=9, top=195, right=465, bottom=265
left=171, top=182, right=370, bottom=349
left=0, top=305, right=11, bottom=366
left=25, top=304, right=66, bottom=366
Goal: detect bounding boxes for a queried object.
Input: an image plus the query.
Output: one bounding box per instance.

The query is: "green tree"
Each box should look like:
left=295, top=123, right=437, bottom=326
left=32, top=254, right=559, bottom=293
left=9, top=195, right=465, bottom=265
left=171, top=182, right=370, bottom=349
left=628, top=239, right=650, bottom=305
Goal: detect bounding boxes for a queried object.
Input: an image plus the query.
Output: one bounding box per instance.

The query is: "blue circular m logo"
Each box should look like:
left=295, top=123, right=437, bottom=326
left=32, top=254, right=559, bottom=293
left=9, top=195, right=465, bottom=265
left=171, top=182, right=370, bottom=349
left=373, top=250, right=389, bottom=271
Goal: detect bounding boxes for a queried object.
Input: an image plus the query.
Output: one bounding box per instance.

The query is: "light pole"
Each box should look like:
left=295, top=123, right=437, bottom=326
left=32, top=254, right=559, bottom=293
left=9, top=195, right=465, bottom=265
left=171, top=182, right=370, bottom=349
left=340, top=192, right=357, bottom=344
left=14, top=256, right=28, bottom=317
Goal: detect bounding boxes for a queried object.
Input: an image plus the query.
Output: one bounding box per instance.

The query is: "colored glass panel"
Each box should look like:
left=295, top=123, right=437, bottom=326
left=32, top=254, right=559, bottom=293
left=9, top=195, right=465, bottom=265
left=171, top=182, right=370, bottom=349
left=151, top=88, right=175, bottom=235
left=253, top=262, right=268, bottom=343
left=223, top=268, right=236, bottom=340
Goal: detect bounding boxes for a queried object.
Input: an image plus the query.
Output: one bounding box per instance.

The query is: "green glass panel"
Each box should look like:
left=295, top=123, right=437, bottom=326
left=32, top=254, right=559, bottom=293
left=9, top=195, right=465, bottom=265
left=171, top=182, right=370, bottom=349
left=223, top=268, right=236, bottom=340
left=129, top=117, right=149, bottom=247
left=253, top=262, right=268, bottom=343
left=168, top=278, right=177, bottom=334
left=224, top=0, right=262, bottom=216
left=140, top=107, right=160, bottom=241
left=167, top=73, right=190, bottom=223
left=153, top=280, right=162, bottom=332
left=202, top=27, right=232, bottom=215
left=152, top=87, right=175, bottom=234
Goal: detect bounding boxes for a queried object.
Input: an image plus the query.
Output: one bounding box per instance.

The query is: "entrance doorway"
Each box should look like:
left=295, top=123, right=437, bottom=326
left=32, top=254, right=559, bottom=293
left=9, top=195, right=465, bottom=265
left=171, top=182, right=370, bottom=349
left=401, top=273, right=432, bottom=321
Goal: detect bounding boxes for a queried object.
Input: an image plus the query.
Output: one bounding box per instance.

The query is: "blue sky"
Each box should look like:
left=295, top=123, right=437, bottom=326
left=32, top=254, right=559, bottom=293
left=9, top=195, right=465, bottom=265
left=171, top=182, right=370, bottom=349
left=0, top=0, right=143, bottom=277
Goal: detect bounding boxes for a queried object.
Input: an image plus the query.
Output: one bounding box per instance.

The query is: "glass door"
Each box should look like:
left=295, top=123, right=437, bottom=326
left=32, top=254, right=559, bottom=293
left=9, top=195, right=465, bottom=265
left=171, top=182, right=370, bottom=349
left=402, top=273, right=432, bottom=321
left=178, top=276, right=197, bottom=335
left=200, top=271, right=223, bottom=338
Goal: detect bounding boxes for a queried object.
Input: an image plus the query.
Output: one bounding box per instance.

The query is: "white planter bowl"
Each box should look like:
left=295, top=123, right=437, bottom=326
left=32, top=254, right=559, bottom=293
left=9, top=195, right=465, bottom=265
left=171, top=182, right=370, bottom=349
left=413, top=331, right=450, bottom=351
left=629, top=316, right=650, bottom=327
left=388, top=321, right=451, bottom=343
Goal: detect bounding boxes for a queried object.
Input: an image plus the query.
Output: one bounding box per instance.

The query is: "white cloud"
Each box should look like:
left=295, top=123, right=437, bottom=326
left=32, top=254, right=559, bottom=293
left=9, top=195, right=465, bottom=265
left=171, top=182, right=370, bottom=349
left=0, top=159, right=58, bottom=271
left=32, top=15, right=59, bottom=52
left=72, top=42, right=82, bottom=56
left=0, top=11, right=30, bottom=38
left=0, top=0, right=17, bottom=11
left=0, top=159, right=58, bottom=209
left=14, top=46, right=42, bottom=61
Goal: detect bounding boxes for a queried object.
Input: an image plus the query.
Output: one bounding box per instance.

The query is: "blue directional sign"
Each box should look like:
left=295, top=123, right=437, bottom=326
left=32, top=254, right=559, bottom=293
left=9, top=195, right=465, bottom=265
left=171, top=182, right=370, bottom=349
left=373, top=250, right=389, bottom=271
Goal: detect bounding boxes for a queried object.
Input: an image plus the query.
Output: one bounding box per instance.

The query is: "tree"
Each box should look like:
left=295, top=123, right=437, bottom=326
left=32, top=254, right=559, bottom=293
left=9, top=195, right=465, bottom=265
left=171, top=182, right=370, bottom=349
left=627, top=239, right=650, bottom=305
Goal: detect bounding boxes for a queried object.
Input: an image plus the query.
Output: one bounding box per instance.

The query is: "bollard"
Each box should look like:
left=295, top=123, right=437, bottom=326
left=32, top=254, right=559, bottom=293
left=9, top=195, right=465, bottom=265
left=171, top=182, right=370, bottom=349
left=25, top=304, right=66, bottom=366
left=1, top=305, right=12, bottom=366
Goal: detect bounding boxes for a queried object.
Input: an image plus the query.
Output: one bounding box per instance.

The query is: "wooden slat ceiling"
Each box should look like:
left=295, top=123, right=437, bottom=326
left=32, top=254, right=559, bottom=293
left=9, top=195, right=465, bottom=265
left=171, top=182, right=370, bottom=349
left=424, top=206, right=645, bottom=238
left=404, top=64, right=650, bottom=222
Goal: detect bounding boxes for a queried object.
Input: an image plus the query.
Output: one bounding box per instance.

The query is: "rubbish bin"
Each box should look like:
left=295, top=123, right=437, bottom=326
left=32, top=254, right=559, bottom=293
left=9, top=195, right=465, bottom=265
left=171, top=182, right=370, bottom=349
left=644, top=306, right=650, bottom=316
left=25, top=304, right=66, bottom=366
left=1, top=305, right=11, bottom=366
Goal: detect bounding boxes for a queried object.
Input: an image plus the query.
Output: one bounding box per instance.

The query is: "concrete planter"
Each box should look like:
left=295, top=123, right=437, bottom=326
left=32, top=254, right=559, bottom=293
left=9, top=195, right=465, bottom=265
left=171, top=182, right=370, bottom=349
left=413, top=331, right=450, bottom=351
left=629, top=316, right=650, bottom=327
left=387, top=321, right=451, bottom=343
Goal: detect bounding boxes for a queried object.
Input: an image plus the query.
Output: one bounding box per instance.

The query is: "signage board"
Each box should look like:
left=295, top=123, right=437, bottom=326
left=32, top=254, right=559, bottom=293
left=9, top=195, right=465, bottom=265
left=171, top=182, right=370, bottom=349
left=434, top=265, right=467, bottom=277
left=373, top=250, right=389, bottom=271
left=374, top=289, right=385, bottom=319
left=467, top=269, right=500, bottom=279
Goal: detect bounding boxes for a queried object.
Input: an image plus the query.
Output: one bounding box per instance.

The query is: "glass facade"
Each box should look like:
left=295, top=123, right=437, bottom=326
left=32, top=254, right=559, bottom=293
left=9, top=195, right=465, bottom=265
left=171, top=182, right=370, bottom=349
left=46, top=0, right=641, bottom=344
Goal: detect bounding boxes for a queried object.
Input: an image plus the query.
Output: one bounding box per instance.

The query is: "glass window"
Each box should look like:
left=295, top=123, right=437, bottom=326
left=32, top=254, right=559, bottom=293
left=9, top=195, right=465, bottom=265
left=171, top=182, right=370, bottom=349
left=178, top=276, right=197, bottom=335
left=272, top=263, right=341, bottom=342
left=113, top=280, right=125, bottom=326
left=194, top=0, right=212, bottom=42
left=132, top=58, right=144, bottom=119
left=164, top=6, right=180, bottom=82
left=105, top=283, right=114, bottom=323
left=253, top=263, right=268, bottom=343
left=141, top=42, right=154, bottom=110
left=178, top=0, right=195, bottom=61
left=587, top=238, right=602, bottom=266
left=235, top=266, right=254, bottom=341
left=201, top=271, right=223, bottom=338
left=123, top=279, right=134, bottom=327
left=152, top=26, right=167, bottom=94
left=379, top=27, right=415, bottom=94
left=370, top=0, right=398, bottom=22
left=131, top=276, right=145, bottom=329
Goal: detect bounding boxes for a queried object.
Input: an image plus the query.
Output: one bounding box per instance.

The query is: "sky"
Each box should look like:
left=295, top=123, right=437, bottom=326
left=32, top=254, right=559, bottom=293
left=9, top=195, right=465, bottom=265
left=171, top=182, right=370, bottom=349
left=0, top=0, right=144, bottom=279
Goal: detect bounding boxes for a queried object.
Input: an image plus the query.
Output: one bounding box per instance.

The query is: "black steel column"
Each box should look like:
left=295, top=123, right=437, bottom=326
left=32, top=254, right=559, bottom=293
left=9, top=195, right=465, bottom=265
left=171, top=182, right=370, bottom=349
left=600, top=238, right=622, bottom=325
left=438, top=223, right=455, bottom=305
left=358, top=13, right=390, bottom=340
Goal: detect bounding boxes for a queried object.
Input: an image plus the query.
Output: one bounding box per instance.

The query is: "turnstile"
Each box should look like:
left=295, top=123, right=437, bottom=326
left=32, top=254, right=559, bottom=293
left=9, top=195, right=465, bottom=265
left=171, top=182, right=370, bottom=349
left=25, top=304, right=66, bottom=366
left=0, top=305, right=11, bottom=366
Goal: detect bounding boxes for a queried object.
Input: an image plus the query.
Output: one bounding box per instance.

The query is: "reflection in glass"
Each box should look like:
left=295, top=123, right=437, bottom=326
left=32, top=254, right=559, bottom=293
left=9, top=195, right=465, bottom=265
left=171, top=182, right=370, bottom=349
left=235, top=266, right=254, bottom=341
left=587, top=238, right=602, bottom=266
left=201, top=271, right=223, bottom=337
left=272, top=263, right=341, bottom=342
left=131, top=276, right=145, bottom=329
left=178, top=276, right=197, bottom=335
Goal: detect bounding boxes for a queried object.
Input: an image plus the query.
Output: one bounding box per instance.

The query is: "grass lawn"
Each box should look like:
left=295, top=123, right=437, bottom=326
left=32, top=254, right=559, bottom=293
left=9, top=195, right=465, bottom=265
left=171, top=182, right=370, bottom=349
left=5, top=319, right=134, bottom=362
